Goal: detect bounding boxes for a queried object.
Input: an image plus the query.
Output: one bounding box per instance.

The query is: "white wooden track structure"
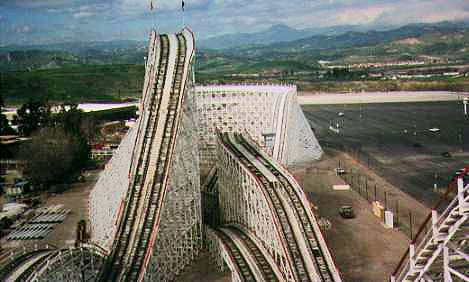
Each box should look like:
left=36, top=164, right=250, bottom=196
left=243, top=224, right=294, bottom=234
left=204, top=132, right=341, bottom=282
left=391, top=177, right=469, bottom=282
left=0, top=28, right=343, bottom=282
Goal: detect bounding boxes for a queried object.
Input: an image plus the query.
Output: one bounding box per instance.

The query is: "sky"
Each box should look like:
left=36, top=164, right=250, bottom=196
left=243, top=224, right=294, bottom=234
left=0, top=0, right=469, bottom=45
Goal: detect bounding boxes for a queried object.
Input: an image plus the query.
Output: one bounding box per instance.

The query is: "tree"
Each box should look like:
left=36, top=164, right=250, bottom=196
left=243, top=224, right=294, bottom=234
left=15, top=99, right=51, bottom=136
left=54, top=103, right=92, bottom=167
left=19, top=127, right=89, bottom=189
left=0, top=93, right=15, bottom=135
left=16, top=101, right=94, bottom=191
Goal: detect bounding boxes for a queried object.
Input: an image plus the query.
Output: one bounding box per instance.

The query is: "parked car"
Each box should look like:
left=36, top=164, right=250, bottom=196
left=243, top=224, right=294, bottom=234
left=339, top=206, right=354, bottom=219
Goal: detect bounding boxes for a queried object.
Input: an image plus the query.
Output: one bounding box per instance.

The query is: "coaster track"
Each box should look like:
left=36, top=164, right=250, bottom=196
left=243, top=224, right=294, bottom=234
left=101, top=30, right=190, bottom=282
left=218, top=132, right=340, bottom=282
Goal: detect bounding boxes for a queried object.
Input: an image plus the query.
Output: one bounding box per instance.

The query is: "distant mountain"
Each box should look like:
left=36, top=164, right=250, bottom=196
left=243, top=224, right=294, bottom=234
left=2, top=20, right=469, bottom=73
left=0, top=40, right=146, bottom=55
left=0, top=50, right=82, bottom=71
left=0, top=40, right=147, bottom=71
left=196, top=21, right=469, bottom=76
left=268, top=21, right=469, bottom=52
left=218, top=21, right=469, bottom=60
left=199, top=24, right=369, bottom=49
left=199, top=20, right=469, bottom=50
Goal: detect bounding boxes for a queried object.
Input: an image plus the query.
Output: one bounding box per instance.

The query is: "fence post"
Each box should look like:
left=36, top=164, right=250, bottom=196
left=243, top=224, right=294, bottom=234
left=384, top=191, right=388, bottom=210
left=374, top=184, right=377, bottom=202
left=365, top=179, right=368, bottom=201
left=395, top=200, right=399, bottom=227
left=358, top=175, right=362, bottom=195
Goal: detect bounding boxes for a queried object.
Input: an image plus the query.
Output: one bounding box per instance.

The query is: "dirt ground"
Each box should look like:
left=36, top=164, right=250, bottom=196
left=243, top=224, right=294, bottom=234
left=334, top=149, right=430, bottom=238
left=178, top=251, right=231, bottom=282
left=2, top=169, right=100, bottom=250
left=41, top=170, right=99, bottom=248
left=290, top=150, right=427, bottom=282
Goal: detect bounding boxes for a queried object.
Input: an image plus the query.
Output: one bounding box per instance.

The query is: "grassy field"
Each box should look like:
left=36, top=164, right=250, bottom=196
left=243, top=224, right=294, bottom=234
left=1, top=64, right=144, bottom=105
left=2, top=59, right=468, bottom=106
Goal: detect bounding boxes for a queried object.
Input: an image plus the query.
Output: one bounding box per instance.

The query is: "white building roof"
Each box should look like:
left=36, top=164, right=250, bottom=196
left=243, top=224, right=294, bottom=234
left=195, top=84, right=296, bottom=94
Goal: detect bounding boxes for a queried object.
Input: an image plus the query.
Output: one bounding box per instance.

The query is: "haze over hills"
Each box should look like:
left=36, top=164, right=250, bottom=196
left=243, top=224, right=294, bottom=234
left=198, top=20, right=469, bottom=50
left=266, top=21, right=469, bottom=51
left=0, top=41, right=147, bottom=71
left=1, top=20, right=469, bottom=73
left=197, top=21, right=469, bottom=75
left=1, top=20, right=469, bottom=104
left=197, top=24, right=369, bottom=49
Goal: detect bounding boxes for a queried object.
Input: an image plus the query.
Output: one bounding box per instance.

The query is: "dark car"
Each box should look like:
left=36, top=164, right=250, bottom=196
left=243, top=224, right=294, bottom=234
left=339, top=206, right=354, bottom=219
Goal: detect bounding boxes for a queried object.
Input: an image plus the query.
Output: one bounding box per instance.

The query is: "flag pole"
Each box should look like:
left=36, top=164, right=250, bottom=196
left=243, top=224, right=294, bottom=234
left=182, top=0, right=185, bottom=28
left=150, top=1, right=156, bottom=31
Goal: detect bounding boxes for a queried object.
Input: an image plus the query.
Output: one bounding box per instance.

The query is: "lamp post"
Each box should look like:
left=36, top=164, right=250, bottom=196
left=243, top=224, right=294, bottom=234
left=463, top=97, right=468, bottom=115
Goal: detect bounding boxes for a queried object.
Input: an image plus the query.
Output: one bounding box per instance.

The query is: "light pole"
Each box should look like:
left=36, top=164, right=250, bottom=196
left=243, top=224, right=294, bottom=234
left=463, top=97, right=468, bottom=115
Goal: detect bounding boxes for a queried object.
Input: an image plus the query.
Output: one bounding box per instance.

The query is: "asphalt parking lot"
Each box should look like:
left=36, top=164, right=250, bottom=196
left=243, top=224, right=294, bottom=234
left=303, top=101, right=469, bottom=207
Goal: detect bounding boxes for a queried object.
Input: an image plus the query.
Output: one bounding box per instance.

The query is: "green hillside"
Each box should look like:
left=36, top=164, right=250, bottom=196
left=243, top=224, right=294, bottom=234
left=2, top=21, right=469, bottom=104
left=1, top=64, right=144, bottom=105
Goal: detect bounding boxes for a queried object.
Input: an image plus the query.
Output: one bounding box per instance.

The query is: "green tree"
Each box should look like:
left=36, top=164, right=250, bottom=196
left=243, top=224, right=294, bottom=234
left=18, top=102, right=94, bottom=191
left=19, top=127, right=89, bottom=189
left=54, top=103, right=92, bottom=167
left=15, top=99, right=51, bottom=136
left=0, top=93, right=14, bottom=135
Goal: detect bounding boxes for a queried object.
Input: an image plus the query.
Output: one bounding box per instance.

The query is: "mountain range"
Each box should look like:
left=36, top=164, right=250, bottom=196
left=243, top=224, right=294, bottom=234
left=1, top=20, right=469, bottom=72
left=197, top=24, right=372, bottom=49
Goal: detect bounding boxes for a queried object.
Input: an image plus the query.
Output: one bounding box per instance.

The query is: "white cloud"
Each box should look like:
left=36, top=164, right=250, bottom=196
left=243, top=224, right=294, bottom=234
left=199, top=0, right=469, bottom=32
left=73, top=11, right=96, bottom=19
left=114, top=0, right=209, bottom=15
left=373, top=0, right=469, bottom=26
left=14, top=24, right=32, bottom=33
left=12, top=0, right=83, bottom=9
left=2, top=0, right=469, bottom=45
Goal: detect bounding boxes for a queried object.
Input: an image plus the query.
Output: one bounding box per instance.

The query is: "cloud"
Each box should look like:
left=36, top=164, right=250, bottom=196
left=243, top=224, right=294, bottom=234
left=14, top=25, right=32, bottom=33
left=113, top=0, right=209, bottom=16
left=73, top=11, right=96, bottom=19
left=11, top=0, right=84, bottom=9
left=372, top=0, right=469, bottom=26
left=1, top=0, right=469, bottom=45
left=70, top=4, right=108, bottom=19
